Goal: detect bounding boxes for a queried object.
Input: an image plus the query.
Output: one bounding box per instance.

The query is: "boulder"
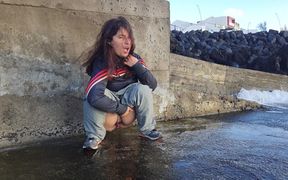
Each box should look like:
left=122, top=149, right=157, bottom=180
left=171, top=29, right=288, bottom=75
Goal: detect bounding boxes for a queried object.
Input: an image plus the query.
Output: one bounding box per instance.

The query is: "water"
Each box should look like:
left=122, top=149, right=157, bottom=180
left=1, top=89, right=288, bottom=179
left=237, top=88, right=288, bottom=109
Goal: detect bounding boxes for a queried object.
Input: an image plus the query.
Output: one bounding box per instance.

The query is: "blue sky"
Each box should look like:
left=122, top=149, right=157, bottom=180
left=168, top=0, right=288, bottom=31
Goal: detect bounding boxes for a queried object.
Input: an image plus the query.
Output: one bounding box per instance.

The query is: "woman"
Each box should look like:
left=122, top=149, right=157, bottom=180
left=82, top=16, right=161, bottom=150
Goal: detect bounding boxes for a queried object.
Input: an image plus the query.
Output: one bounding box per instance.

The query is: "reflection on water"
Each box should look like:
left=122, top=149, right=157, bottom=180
left=1, top=108, right=288, bottom=179
left=0, top=128, right=173, bottom=180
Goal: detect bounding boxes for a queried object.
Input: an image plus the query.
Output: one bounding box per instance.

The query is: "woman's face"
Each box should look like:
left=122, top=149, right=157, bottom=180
left=110, top=27, right=132, bottom=58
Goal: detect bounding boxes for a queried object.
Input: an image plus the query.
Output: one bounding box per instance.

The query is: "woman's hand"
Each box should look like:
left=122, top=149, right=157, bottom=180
left=124, top=55, right=138, bottom=67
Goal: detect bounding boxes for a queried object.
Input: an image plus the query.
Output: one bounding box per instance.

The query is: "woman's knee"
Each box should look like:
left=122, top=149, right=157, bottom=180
left=134, top=84, right=152, bottom=97
left=104, top=113, right=119, bottom=132
left=121, top=108, right=136, bottom=125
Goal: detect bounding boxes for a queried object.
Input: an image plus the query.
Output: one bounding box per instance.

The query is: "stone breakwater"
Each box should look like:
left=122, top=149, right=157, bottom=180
left=171, top=29, right=288, bottom=75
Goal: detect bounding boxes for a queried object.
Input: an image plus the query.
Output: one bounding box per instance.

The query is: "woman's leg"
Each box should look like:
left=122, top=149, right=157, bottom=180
left=83, top=89, right=120, bottom=149
left=119, top=83, right=157, bottom=134
left=83, top=99, right=106, bottom=149
left=103, top=113, right=120, bottom=131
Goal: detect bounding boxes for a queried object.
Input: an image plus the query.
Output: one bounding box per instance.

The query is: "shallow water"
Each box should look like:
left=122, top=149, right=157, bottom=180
left=1, top=107, right=288, bottom=179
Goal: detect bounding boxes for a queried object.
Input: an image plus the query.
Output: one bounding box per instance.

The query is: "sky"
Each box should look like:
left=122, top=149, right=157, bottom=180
left=167, top=0, right=288, bottom=31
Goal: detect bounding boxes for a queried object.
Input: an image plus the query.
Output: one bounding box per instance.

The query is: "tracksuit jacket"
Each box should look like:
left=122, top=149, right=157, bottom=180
left=85, top=53, right=157, bottom=115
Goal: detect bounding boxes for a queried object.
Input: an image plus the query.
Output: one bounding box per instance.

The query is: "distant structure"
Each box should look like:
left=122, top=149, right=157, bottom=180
left=171, top=16, right=241, bottom=32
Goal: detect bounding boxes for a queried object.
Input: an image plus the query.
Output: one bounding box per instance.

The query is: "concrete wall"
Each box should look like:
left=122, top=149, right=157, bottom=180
left=1, top=0, right=288, bottom=148
left=0, top=0, right=170, bottom=147
left=166, top=54, right=288, bottom=119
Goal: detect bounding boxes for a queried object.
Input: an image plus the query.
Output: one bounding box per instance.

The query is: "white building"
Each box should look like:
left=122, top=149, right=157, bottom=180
left=171, top=16, right=240, bottom=32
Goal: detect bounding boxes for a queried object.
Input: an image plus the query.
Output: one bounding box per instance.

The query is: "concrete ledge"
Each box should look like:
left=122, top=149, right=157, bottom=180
left=170, top=53, right=288, bottom=94
left=0, top=0, right=169, bottom=18
left=165, top=53, right=288, bottom=119
left=0, top=95, right=83, bottom=148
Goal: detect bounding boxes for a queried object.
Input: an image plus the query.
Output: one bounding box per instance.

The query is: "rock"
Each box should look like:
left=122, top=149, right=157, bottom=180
left=277, top=36, right=287, bottom=46
left=170, top=29, right=288, bottom=75
left=268, top=29, right=279, bottom=34
left=268, top=34, right=277, bottom=44
left=280, top=30, right=288, bottom=38
left=277, top=45, right=288, bottom=74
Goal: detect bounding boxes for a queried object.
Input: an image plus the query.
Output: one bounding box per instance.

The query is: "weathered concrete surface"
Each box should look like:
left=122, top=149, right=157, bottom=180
left=170, top=54, right=288, bottom=95
left=0, top=0, right=169, bottom=18
left=0, top=54, right=83, bottom=97
left=0, top=54, right=85, bottom=147
left=0, top=95, right=83, bottom=147
left=0, top=0, right=170, bottom=148
left=166, top=54, right=288, bottom=119
left=0, top=0, right=170, bottom=72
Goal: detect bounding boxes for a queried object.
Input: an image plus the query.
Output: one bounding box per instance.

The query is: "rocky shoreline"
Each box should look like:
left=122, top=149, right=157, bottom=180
left=171, top=29, right=288, bottom=75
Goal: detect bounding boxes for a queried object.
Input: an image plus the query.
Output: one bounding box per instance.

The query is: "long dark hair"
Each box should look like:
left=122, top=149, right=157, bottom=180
left=82, top=16, right=135, bottom=77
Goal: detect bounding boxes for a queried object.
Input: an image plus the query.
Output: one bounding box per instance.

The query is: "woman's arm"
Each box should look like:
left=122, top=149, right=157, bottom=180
left=125, top=54, right=157, bottom=91
left=85, top=64, right=127, bottom=115
left=87, top=79, right=127, bottom=115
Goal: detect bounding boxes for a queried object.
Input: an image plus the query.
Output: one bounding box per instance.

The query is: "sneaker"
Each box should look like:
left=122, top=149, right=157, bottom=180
left=82, top=137, right=102, bottom=150
left=139, top=129, right=162, bottom=141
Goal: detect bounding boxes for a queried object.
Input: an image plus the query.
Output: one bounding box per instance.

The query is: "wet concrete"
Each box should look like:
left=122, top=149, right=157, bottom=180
left=0, top=108, right=288, bottom=179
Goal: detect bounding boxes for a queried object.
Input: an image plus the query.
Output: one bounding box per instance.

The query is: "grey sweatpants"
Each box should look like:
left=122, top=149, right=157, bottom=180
left=83, top=83, right=156, bottom=142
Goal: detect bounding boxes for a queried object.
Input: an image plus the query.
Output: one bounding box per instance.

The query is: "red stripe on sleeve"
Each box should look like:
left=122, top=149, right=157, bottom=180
left=85, top=69, right=108, bottom=93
